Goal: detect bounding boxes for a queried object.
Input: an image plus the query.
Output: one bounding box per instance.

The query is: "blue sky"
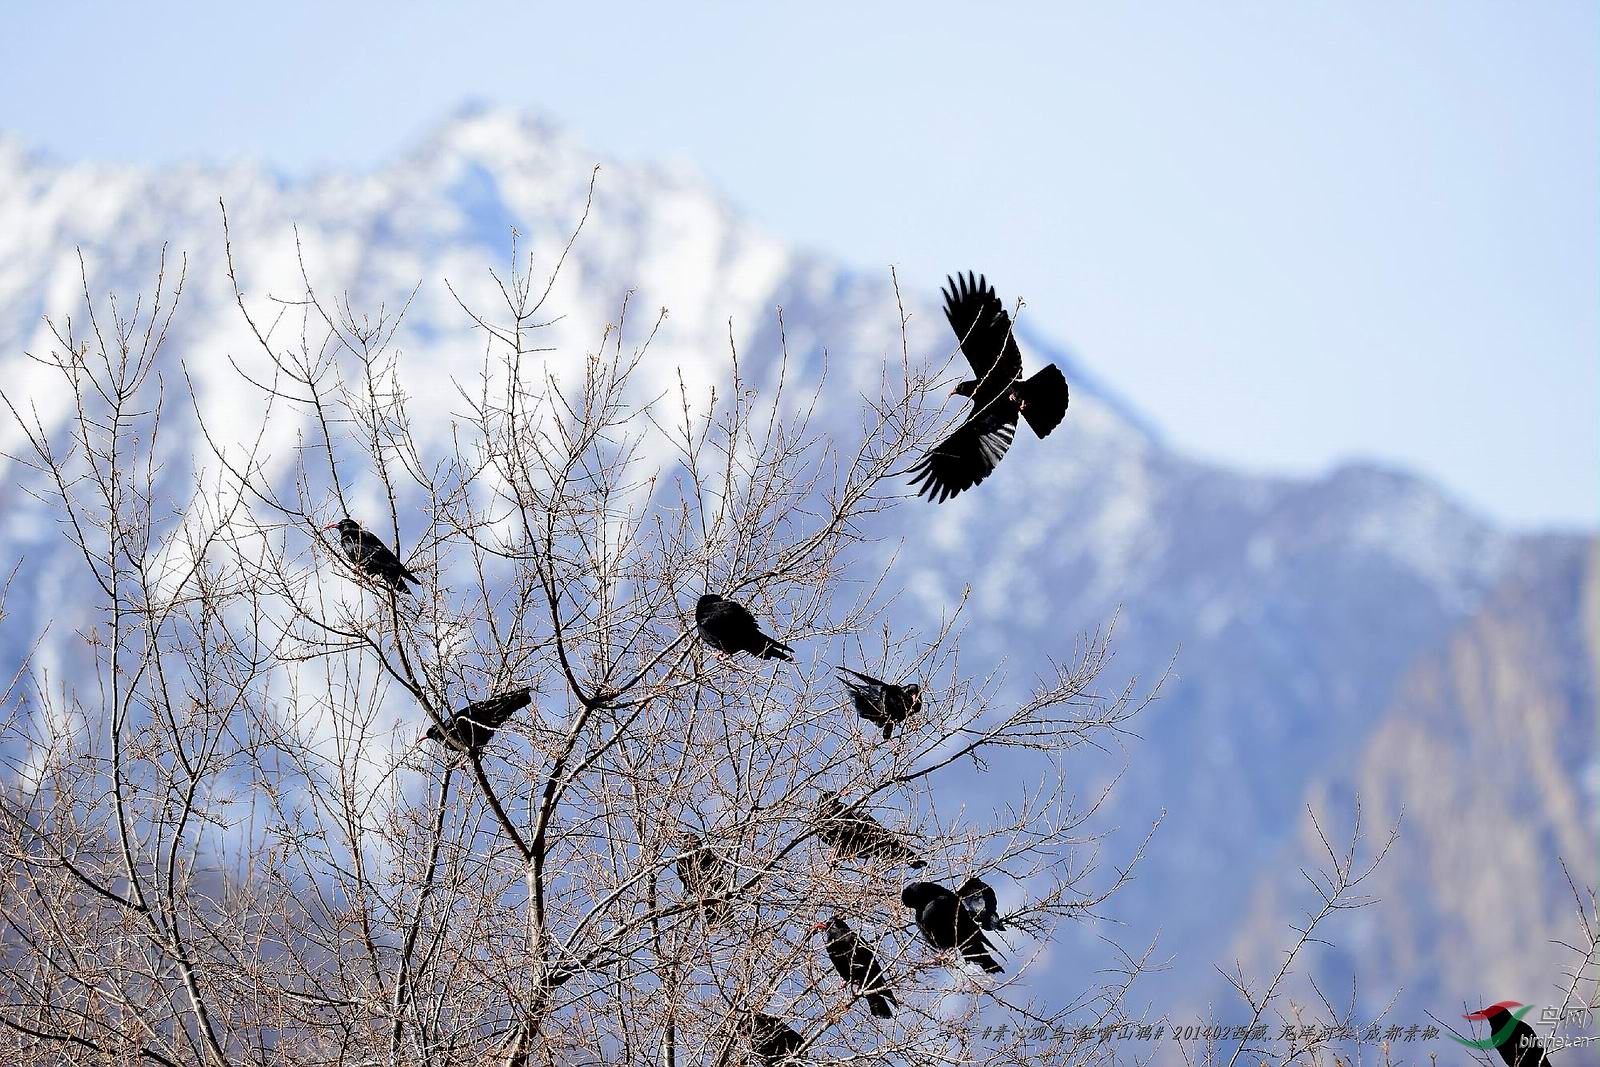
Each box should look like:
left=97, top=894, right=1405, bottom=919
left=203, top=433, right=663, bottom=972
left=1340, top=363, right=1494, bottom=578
left=2, top=2, right=1594, bottom=527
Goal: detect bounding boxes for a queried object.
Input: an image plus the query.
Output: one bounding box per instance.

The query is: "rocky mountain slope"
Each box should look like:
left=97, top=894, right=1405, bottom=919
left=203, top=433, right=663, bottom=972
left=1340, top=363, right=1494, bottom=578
left=1224, top=536, right=1598, bottom=1023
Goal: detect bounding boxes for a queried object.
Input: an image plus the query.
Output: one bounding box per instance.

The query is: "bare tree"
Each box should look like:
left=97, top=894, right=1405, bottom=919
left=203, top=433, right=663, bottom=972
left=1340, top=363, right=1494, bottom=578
left=1194, top=804, right=1401, bottom=1067
left=0, top=187, right=1171, bottom=1065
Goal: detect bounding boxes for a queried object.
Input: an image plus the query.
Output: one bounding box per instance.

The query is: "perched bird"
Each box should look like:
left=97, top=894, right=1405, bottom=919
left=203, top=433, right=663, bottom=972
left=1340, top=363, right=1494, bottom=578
left=426, top=688, right=532, bottom=751
left=815, top=791, right=926, bottom=869
left=957, top=875, right=1005, bottom=931
left=325, top=518, right=421, bottom=594
left=901, top=881, right=1004, bottom=974
left=695, top=594, right=794, bottom=661
left=748, top=1012, right=805, bottom=1065
left=837, top=668, right=923, bottom=739
left=673, top=834, right=734, bottom=923
left=815, top=916, right=897, bottom=1019
left=1464, top=1003, right=1552, bottom=1067
left=908, top=272, right=1070, bottom=502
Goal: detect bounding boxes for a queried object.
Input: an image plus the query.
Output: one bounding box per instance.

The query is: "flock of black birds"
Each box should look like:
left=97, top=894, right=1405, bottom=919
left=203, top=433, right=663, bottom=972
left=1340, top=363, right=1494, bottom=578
left=322, top=275, right=1572, bottom=1064
left=323, top=274, right=1066, bottom=1063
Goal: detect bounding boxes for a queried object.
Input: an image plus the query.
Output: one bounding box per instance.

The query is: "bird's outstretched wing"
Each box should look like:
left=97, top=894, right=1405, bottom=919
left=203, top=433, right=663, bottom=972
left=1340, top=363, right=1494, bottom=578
left=943, top=271, right=1023, bottom=404
left=908, top=405, right=1018, bottom=503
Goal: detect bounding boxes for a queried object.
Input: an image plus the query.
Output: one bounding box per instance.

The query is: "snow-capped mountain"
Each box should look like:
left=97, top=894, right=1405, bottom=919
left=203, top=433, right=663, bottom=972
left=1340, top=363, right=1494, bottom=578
left=0, top=105, right=1591, bottom=1034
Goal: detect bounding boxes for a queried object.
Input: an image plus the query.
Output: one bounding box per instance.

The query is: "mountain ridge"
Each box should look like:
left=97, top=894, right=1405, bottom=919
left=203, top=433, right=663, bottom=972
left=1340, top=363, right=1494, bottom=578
left=0, top=104, right=1589, bottom=1049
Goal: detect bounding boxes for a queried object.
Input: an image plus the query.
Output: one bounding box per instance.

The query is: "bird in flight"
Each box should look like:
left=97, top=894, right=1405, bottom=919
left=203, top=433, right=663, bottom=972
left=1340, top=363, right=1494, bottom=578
left=325, top=518, right=421, bottom=594
left=426, top=688, right=532, bottom=752
left=814, top=791, right=926, bottom=869
left=909, top=272, right=1070, bottom=502
left=837, top=667, right=922, bottom=739
left=815, top=916, right=897, bottom=1018
left=695, top=594, right=794, bottom=661
left=901, top=881, right=1005, bottom=974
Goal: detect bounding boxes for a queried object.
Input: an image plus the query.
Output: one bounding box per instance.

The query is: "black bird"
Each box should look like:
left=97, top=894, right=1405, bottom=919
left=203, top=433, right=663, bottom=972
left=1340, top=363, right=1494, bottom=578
left=695, top=594, right=794, bottom=661
left=837, top=668, right=922, bottom=739
left=1464, top=1004, right=1552, bottom=1067
left=325, top=518, right=421, bottom=594
left=748, top=1012, right=805, bottom=1065
left=814, top=916, right=896, bottom=1019
left=901, top=881, right=1004, bottom=974
left=674, top=834, right=734, bottom=923
left=908, top=272, right=1070, bottom=502
left=426, top=687, right=532, bottom=751
left=815, top=791, right=926, bottom=869
left=957, top=875, right=1005, bottom=931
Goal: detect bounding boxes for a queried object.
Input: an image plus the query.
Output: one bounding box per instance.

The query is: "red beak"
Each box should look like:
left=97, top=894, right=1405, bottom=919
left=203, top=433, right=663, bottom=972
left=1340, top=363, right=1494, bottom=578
left=323, top=522, right=341, bottom=531
left=811, top=921, right=828, bottom=933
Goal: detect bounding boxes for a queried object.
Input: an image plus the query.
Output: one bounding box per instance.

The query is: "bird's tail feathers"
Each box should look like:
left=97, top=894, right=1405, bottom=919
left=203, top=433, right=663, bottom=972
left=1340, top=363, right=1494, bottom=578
left=761, top=638, right=795, bottom=662
left=866, top=991, right=895, bottom=1018
left=1017, top=364, right=1069, bottom=438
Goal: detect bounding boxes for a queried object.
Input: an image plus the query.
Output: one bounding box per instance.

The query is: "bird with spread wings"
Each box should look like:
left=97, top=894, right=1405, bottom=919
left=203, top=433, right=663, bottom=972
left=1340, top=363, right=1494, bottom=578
left=909, top=271, right=1070, bottom=502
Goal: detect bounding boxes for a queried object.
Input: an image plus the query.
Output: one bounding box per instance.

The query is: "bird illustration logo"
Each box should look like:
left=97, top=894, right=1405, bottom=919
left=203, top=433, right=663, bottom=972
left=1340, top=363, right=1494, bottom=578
left=1452, top=1002, right=1533, bottom=1050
